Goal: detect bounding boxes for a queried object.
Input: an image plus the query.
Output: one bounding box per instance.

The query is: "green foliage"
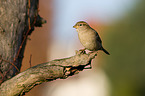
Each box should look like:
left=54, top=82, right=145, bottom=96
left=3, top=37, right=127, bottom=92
left=104, top=1, right=145, bottom=96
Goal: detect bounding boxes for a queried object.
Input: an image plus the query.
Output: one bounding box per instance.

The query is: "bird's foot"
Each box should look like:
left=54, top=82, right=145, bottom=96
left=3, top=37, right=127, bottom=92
left=88, top=51, right=98, bottom=55
left=79, top=48, right=86, bottom=54
left=75, top=48, right=86, bottom=55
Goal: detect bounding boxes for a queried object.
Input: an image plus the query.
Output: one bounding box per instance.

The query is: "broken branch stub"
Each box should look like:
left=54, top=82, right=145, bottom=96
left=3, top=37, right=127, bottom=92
left=49, top=50, right=97, bottom=76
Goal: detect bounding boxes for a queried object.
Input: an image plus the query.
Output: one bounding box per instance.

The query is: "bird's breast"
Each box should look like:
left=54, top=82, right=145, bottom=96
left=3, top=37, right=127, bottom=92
left=78, top=31, right=99, bottom=51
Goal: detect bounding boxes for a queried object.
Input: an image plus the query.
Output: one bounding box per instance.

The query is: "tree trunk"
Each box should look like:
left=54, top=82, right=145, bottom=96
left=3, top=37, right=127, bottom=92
left=0, top=0, right=41, bottom=82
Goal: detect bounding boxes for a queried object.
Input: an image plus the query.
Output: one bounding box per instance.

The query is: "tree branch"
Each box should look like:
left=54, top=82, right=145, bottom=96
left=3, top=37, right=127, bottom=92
left=0, top=51, right=97, bottom=96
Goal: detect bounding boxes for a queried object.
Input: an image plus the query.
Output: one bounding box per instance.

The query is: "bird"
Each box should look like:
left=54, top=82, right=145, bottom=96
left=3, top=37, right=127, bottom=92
left=73, top=21, right=110, bottom=55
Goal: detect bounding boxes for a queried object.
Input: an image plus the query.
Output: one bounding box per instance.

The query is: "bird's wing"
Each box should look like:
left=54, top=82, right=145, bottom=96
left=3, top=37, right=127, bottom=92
left=96, top=34, right=102, bottom=43
left=91, top=27, right=102, bottom=43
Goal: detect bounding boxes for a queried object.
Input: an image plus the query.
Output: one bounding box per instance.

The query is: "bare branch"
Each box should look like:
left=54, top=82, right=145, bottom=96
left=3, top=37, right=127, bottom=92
left=0, top=51, right=97, bottom=96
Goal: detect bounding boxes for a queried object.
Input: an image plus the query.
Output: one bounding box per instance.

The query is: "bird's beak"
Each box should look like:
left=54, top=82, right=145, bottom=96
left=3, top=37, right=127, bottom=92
left=73, top=25, right=78, bottom=29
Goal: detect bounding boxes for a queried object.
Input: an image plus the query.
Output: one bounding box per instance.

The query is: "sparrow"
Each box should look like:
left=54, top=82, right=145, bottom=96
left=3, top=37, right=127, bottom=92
left=73, top=21, right=110, bottom=55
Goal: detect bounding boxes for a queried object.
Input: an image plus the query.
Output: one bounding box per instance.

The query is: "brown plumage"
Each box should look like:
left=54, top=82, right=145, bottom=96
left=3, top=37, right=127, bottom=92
left=73, top=21, right=110, bottom=55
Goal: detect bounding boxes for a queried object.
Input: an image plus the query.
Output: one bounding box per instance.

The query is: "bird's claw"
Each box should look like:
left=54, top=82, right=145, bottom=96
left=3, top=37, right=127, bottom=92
left=75, top=48, right=86, bottom=55
left=79, top=48, right=86, bottom=54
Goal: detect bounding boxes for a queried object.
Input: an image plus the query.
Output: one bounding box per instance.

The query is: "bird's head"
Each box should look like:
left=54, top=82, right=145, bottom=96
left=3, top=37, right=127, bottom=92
left=73, top=21, right=90, bottom=31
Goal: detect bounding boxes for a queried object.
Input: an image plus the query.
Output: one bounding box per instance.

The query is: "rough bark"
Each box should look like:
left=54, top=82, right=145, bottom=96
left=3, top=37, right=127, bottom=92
left=0, top=0, right=44, bottom=82
left=0, top=51, right=97, bottom=96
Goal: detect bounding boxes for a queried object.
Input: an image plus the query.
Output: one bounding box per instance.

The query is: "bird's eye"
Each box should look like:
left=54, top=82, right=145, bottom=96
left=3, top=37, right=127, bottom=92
left=80, top=24, right=82, bottom=26
left=83, top=24, right=85, bottom=26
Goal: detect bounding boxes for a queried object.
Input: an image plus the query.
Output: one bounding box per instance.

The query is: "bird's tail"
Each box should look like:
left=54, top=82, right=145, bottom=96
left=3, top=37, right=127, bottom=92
left=101, top=47, right=110, bottom=55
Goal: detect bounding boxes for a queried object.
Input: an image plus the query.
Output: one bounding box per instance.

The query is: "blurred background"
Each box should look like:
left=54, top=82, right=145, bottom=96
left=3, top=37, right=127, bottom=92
left=21, top=0, right=145, bottom=96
